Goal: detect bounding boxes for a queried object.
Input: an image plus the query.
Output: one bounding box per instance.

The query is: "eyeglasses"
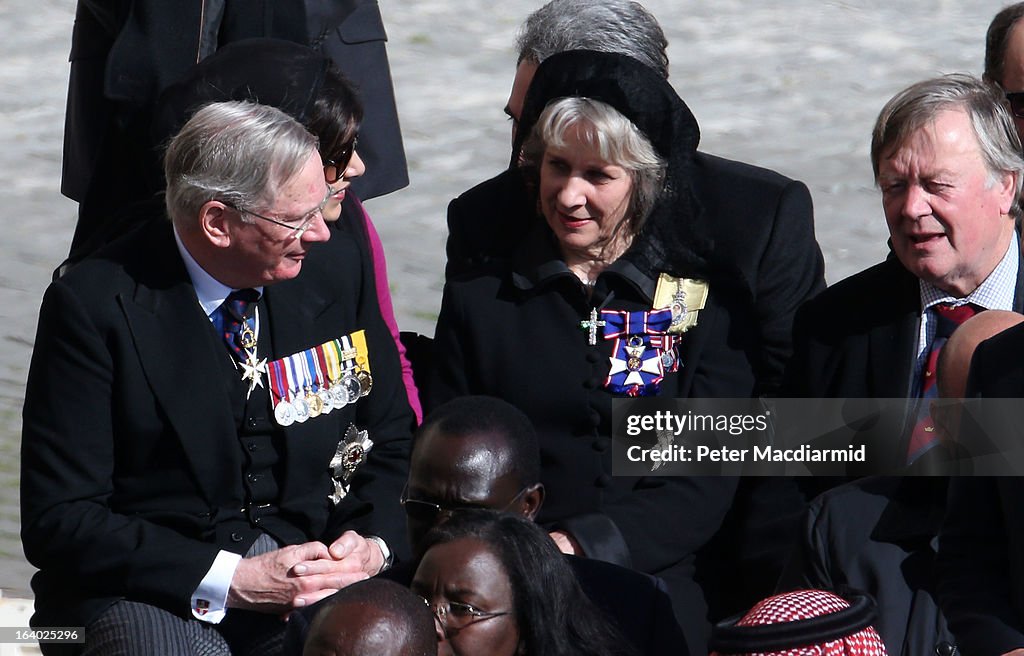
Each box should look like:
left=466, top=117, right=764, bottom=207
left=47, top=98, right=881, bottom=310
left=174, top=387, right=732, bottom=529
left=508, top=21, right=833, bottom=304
left=1007, top=92, right=1024, bottom=119
left=419, top=597, right=512, bottom=632
left=323, top=136, right=359, bottom=184
left=224, top=185, right=333, bottom=239
left=400, top=486, right=530, bottom=523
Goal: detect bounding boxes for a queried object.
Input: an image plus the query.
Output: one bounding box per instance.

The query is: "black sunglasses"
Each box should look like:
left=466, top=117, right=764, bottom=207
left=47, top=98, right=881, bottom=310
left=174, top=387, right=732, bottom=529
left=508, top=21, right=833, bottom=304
left=1007, top=92, right=1024, bottom=119
left=323, top=135, right=359, bottom=184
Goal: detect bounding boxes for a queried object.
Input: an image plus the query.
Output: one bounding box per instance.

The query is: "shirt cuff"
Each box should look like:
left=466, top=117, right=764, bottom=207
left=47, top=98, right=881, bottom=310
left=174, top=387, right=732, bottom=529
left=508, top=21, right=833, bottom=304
left=364, top=535, right=393, bottom=573
left=191, top=550, right=242, bottom=623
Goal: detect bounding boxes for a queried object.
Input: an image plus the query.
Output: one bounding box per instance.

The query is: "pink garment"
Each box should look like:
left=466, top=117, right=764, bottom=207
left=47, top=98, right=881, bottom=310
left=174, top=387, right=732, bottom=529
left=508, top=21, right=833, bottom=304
left=350, top=195, right=423, bottom=423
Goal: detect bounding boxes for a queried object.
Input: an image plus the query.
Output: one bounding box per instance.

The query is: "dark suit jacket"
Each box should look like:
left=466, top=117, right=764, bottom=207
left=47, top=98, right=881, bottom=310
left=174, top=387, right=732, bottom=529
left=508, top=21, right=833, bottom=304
left=938, top=477, right=1024, bottom=656
left=64, top=0, right=405, bottom=257
left=306, top=0, right=408, bottom=200
left=779, top=476, right=955, bottom=656
left=934, top=329, right=1024, bottom=655
left=21, top=219, right=413, bottom=628
left=784, top=254, right=1024, bottom=469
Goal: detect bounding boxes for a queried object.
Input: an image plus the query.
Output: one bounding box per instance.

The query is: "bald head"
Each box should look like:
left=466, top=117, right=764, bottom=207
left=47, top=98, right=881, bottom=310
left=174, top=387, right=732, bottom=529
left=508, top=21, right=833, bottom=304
left=931, top=310, right=1024, bottom=445
left=937, top=310, right=1024, bottom=399
left=302, top=579, right=435, bottom=656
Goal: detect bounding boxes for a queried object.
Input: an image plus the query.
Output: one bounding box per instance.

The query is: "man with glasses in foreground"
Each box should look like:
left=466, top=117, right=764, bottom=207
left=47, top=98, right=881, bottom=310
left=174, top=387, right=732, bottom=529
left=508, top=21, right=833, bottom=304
left=21, top=100, right=414, bottom=655
left=286, top=396, right=684, bottom=656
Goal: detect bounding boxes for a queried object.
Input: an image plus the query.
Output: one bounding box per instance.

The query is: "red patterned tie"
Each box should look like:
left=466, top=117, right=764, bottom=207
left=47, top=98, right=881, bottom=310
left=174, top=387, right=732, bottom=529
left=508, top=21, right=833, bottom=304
left=907, top=302, right=980, bottom=463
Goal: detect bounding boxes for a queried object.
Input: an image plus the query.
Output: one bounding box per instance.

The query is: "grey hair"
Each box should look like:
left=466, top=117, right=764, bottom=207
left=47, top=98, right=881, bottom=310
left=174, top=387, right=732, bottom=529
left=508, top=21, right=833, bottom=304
left=521, top=96, right=666, bottom=235
left=870, top=73, right=1024, bottom=218
left=515, top=0, right=669, bottom=78
left=985, top=2, right=1024, bottom=85
left=164, top=100, right=319, bottom=227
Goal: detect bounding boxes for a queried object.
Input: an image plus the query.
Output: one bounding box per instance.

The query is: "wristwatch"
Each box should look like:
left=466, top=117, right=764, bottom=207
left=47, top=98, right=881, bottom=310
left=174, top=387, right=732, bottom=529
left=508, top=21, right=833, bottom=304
left=365, top=535, right=393, bottom=573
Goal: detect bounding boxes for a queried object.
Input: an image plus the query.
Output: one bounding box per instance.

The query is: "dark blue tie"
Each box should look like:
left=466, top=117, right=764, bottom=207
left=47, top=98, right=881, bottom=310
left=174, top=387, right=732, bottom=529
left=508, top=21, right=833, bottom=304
left=214, top=288, right=260, bottom=361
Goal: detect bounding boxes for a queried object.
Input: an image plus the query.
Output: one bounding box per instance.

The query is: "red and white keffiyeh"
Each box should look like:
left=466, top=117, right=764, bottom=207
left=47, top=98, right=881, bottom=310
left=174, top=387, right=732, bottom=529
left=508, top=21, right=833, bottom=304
left=710, top=589, right=888, bottom=656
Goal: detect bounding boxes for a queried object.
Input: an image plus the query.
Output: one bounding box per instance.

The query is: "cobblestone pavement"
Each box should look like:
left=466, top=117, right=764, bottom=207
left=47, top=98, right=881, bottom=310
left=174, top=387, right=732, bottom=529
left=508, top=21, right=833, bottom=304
left=0, top=0, right=1000, bottom=605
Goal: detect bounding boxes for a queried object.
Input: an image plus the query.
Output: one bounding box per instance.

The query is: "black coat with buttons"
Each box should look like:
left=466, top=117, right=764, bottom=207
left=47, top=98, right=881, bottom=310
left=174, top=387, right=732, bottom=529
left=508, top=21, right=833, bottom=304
left=432, top=224, right=759, bottom=653
left=433, top=51, right=826, bottom=654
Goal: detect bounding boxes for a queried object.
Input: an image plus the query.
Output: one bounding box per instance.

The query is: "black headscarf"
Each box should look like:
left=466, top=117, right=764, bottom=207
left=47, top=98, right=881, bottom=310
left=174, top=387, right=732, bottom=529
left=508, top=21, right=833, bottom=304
left=515, top=49, right=712, bottom=279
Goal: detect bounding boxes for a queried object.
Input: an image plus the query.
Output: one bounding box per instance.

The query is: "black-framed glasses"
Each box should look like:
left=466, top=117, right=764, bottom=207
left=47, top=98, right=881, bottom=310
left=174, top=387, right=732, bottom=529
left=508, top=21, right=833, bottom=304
left=323, top=135, right=359, bottom=184
left=1007, top=92, right=1024, bottom=119
left=224, top=185, right=333, bottom=239
left=418, top=597, right=512, bottom=632
left=400, top=486, right=530, bottom=522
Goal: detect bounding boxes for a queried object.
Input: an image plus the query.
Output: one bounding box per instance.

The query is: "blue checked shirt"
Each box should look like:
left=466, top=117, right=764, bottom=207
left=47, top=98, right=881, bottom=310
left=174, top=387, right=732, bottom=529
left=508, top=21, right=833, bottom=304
left=913, top=233, right=1019, bottom=397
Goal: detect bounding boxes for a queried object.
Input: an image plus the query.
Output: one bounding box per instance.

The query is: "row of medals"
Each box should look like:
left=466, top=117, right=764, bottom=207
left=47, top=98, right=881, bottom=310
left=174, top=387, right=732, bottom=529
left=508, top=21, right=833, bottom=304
left=274, top=368, right=373, bottom=427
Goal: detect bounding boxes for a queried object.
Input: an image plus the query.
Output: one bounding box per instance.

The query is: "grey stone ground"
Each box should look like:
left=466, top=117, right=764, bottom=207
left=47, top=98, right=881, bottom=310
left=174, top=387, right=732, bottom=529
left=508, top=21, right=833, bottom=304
left=0, top=0, right=1000, bottom=609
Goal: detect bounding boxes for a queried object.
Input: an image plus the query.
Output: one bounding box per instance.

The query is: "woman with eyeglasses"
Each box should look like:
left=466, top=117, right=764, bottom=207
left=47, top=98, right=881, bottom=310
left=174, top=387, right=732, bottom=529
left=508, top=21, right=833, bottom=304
left=412, top=509, right=629, bottom=656
left=155, top=38, right=422, bottom=424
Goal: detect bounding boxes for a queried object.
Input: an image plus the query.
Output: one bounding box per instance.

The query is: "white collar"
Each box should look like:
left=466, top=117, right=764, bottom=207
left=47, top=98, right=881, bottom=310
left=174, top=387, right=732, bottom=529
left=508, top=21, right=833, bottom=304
left=173, top=227, right=263, bottom=318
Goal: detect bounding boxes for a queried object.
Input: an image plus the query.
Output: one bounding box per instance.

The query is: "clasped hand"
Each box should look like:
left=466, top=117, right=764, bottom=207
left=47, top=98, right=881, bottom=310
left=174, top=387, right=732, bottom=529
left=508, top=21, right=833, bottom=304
left=226, top=530, right=384, bottom=614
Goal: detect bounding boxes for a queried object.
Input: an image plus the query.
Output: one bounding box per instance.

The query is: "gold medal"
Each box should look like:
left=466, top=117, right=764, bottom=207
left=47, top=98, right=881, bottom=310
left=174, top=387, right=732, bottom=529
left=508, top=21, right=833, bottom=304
left=306, top=386, right=323, bottom=417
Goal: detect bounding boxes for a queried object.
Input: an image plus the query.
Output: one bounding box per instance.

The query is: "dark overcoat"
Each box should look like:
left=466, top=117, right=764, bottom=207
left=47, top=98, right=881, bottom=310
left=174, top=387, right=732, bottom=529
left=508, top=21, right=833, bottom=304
left=434, top=50, right=826, bottom=653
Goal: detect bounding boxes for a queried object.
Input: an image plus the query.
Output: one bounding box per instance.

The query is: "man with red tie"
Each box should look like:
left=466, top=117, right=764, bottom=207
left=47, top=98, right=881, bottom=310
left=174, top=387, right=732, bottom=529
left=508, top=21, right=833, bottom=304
left=785, top=73, right=1024, bottom=469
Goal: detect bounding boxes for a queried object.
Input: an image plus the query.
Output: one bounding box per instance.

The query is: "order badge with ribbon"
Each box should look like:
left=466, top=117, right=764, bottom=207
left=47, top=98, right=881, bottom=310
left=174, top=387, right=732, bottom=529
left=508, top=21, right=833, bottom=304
left=652, top=274, right=709, bottom=334
left=267, top=330, right=373, bottom=427
left=601, top=308, right=675, bottom=396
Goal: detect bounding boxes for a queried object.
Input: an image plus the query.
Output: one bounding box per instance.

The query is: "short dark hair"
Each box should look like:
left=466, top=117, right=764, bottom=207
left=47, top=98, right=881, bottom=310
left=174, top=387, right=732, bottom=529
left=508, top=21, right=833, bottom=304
left=985, top=3, right=1024, bottom=85
left=415, top=396, right=540, bottom=487
left=419, top=510, right=629, bottom=656
left=307, top=61, right=364, bottom=163
left=304, top=578, right=435, bottom=656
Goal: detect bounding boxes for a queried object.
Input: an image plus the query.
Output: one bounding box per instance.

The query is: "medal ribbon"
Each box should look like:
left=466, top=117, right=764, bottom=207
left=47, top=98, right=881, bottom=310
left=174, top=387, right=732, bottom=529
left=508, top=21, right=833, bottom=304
left=350, top=329, right=371, bottom=375
left=303, top=348, right=322, bottom=393
left=268, top=358, right=288, bottom=405
left=601, top=308, right=673, bottom=340
left=284, top=353, right=303, bottom=401
left=323, top=340, right=343, bottom=383
left=338, top=335, right=357, bottom=373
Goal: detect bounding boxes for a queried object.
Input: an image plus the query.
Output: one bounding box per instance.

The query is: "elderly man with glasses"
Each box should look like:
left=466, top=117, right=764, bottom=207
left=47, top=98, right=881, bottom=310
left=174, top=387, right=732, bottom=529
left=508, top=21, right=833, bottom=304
left=21, top=100, right=414, bottom=656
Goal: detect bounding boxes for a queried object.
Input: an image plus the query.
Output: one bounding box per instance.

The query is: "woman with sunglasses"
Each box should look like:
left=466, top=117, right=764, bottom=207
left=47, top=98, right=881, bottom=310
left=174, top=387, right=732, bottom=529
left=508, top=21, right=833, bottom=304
left=412, top=509, right=629, bottom=656
left=155, top=38, right=422, bottom=423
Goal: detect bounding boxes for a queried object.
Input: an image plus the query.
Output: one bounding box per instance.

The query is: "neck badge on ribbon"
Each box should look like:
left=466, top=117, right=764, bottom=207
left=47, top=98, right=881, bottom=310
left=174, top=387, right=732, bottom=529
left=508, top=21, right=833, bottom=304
left=237, top=315, right=268, bottom=399
left=601, top=308, right=674, bottom=396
